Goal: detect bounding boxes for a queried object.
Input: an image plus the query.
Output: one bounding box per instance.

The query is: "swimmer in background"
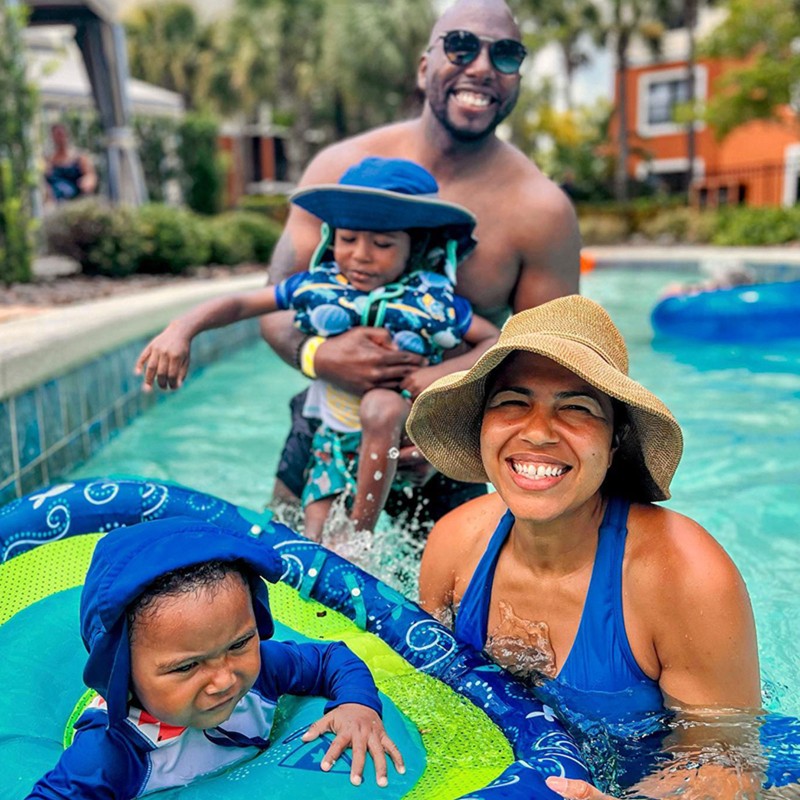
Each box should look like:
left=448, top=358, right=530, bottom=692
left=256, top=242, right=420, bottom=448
left=26, top=517, right=403, bottom=798
left=659, top=259, right=756, bottom=298
left=43, top=123, right=98, bottom=203
left=134, top=158, right=498, bottom=543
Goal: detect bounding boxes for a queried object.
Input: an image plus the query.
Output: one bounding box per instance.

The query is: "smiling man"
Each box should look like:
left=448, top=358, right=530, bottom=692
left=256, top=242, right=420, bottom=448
left=262, top=0, right=581, bottom=523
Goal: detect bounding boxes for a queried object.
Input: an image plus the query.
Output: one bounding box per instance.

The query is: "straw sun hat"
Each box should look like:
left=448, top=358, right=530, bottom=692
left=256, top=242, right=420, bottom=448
left=406, top=295, right=684, bottom=502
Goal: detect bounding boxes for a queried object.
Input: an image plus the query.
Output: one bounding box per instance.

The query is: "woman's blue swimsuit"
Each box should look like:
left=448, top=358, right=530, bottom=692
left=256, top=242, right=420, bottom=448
left=454, top=497, right=668, bottom=787
left=455, top=496, right=799, bottom=791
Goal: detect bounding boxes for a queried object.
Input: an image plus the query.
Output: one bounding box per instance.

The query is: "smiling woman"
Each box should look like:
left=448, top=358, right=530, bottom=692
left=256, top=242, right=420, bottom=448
left=408, top=295, right=772, bottom=799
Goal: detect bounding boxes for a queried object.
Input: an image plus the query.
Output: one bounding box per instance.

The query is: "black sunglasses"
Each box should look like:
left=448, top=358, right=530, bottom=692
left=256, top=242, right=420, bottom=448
left=435, top=30, right=527, bottom=75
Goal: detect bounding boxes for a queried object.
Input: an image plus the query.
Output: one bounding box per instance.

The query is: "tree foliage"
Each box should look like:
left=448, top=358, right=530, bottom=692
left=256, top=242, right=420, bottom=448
left=0, top=0, right=36, bottom=283
left=124, top=0, right=434, bottom=176
left=701, top=0, right=800, bottom=138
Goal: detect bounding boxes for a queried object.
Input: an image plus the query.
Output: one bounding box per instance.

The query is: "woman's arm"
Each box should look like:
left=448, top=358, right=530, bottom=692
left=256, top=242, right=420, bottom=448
left=548, top=508, right=763, bottom=800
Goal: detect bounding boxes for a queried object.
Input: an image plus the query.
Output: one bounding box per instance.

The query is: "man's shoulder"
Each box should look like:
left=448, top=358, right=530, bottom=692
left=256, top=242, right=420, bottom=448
left=493, top=144, right=572, bottom=211
left=301, top=121, right=421, bottom=184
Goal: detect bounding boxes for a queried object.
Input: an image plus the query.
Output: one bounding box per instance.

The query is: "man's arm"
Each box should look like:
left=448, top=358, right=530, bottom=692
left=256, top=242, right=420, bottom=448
left=512, top=184, right=582, bottom=313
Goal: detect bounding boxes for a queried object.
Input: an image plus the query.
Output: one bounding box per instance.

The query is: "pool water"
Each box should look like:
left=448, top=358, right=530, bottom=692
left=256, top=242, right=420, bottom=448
left=69, top=267, right=800, bottom=724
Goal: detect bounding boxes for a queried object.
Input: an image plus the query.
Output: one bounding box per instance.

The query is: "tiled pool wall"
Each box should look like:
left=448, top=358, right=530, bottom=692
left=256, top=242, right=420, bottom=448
left=0, top=320, right=261, bottom=505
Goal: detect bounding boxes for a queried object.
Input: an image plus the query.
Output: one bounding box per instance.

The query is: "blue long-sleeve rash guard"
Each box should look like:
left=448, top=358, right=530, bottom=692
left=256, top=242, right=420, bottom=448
left=28, top=640, right=381, bottom=799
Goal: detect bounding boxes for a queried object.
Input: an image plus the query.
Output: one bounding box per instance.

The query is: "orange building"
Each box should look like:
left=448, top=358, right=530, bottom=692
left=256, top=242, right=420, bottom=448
left=610, top=10, right=800, bottom=207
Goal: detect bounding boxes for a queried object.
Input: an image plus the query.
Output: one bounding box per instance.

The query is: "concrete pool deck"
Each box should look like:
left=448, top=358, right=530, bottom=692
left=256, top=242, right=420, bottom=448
left=0, top=272, right=265, bottom=401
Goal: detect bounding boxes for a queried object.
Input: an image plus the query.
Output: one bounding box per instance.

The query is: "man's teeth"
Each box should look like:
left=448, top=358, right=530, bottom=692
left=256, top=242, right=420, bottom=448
left=511, top=462, right=566, bottom=479
left=455, top=90, right=490, bottom=108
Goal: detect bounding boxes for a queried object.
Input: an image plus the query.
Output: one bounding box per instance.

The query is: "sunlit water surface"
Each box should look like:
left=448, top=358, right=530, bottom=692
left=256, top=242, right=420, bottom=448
left=69, top=267, right=800, bottom=790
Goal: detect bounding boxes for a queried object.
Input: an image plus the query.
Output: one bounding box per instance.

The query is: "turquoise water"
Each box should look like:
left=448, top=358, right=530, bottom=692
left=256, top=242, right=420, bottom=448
left=69, top=267, right=800, bottom=719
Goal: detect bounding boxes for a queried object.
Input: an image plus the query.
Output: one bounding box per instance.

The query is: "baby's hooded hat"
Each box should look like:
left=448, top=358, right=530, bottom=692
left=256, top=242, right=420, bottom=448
left=80, top=517, right=282, bottom=725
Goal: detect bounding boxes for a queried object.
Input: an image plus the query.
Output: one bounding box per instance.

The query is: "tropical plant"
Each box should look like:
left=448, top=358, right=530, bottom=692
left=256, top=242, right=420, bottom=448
left=177, top=112, right=225, bottom=215
left=0, top=0, right=36, bottom=284
left=597, top=0, right=681, bottom=200
left=511, top=0, right=603, bottom=110
left=701, top=0, right=800, bottom=138
left=124, top=2, right=216, bottom=111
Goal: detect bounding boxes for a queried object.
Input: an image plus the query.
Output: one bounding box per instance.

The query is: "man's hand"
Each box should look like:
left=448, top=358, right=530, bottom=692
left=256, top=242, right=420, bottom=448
left=302, top=703, right=405, bottom=788
left=314, top=328, right=425, bottom=395
left=134, top=323, right=192, bottom=391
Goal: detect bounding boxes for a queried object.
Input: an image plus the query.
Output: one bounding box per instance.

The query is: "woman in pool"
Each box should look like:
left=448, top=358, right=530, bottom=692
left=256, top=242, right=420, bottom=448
left=407, top=295, right=762, bottom=798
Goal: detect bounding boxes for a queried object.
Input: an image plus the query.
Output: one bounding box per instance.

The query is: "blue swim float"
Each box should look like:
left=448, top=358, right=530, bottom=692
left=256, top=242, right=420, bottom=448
left=651, top=280, right=800, bottom=343
left=0, top=478, right=592, bottom=799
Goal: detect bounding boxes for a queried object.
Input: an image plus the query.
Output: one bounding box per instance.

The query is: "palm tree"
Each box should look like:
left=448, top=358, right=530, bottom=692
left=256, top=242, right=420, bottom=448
left=598, top=0, right=678, bottom=200
left=123, top=2, right=213, bottom=111
left=512, top=0, right=603, bottom=110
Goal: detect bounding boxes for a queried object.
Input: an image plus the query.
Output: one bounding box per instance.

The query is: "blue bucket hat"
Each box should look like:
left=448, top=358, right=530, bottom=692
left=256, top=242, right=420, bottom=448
left=291, top=157, right=477, bottom=281
left=80, top=517, right=282, bottom=726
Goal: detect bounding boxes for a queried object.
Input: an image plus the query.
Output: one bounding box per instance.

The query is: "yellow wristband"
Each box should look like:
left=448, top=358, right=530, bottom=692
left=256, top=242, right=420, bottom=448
left=300, top=335, right=325, bottom=379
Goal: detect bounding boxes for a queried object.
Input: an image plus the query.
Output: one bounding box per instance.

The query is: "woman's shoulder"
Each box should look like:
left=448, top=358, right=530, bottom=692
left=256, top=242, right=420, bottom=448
left=625, top=502, right=747, bottom=602
left=429, top=491, right=507, bottom=546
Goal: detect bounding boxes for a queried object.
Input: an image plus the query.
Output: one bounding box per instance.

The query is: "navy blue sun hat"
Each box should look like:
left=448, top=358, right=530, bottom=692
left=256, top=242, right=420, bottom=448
left=291, top=157, right=477, bottom=280
left=80, top=517, right=282, bottom=726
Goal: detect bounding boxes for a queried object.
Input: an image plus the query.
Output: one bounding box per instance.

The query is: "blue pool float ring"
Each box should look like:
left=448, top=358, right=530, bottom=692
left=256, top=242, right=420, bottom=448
left=651, top=280, right=800, bottom=343
left=0, top=478, right=593, bottom=799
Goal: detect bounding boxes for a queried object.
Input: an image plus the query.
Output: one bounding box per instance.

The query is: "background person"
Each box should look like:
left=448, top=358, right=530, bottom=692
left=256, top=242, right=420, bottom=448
left=261, top=0, right=582, bottom=526
left=43, top=123, right=98, bottom=203
left=408, top=296, right=761, bottom=799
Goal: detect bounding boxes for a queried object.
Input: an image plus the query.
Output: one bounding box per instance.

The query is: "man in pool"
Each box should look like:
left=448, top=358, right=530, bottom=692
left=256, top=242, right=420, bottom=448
left=261, top=0, right=581, bottom=524
left=26, top=518, right=404, bottom=798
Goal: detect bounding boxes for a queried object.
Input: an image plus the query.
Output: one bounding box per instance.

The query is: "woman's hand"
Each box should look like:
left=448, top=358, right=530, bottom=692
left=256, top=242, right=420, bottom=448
left=302, top=703, right=405, bottom=787
left=546, top=777, right=616, bottom=799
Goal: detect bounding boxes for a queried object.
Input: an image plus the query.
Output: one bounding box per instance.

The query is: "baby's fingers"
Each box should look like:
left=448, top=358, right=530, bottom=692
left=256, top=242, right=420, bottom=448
left=134, top=345, right=151, bottom=376
left=347, top=737, right=367, bottom=787
left=367, top=737, right=389, bottom=788
left=321, top=734, right=350, bottom=774
left=382, top=734, right=405, bottom=776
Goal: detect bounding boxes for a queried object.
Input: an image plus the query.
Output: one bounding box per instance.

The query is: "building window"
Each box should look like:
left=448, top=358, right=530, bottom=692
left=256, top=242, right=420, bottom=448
left=647, top=79, right=690, bottom=126
left=637, top=66, right=707, bottom=137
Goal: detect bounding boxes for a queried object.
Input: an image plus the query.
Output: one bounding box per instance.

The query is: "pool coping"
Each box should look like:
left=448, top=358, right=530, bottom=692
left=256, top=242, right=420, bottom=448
left=0, top=273, right=266, bottom=401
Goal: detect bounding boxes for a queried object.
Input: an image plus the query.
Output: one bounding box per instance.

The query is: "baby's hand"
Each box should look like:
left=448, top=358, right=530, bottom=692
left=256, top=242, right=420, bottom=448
left=301, top=703, right=405, bottom=788
left=398, top=365, right=443, bottom=399
left=134, top=324, right=192, bottom=392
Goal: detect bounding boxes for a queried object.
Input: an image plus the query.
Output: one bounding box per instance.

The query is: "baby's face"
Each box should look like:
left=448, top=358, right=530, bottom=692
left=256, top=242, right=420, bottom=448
left=129, top=573, right=261, bottom=729
left=334, top=229, right=411, bottom=292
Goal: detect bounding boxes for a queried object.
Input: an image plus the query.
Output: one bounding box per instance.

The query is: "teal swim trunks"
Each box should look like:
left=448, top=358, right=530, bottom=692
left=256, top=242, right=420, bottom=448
left=302, top=427, right=407, bottom=507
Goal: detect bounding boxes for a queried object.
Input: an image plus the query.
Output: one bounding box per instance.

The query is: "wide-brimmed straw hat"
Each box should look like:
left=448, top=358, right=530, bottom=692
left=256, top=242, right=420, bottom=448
left=291, top=157, right=477, bottom=265
left=406, top=295, right=683, bottom=502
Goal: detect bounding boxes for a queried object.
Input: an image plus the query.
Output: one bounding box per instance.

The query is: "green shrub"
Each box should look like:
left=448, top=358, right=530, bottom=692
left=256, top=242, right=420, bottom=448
left=208, top=212, right=282, bottom=265
left=235, top=194, right=290, bottom=224
left=177, top=112, right=225, bottom=216
left=1, top=1, right=36, bottom=284
left=207, top=215, right=254, bottom=266
left=578, top=212, right=630, bottom=245
left=42, top=199, right=143, bottom=276
left=137, top=204, right=211, bottom=274
left=711, top=206, right=800, bottom=246
left=228, top=212, right=281, bottom=262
